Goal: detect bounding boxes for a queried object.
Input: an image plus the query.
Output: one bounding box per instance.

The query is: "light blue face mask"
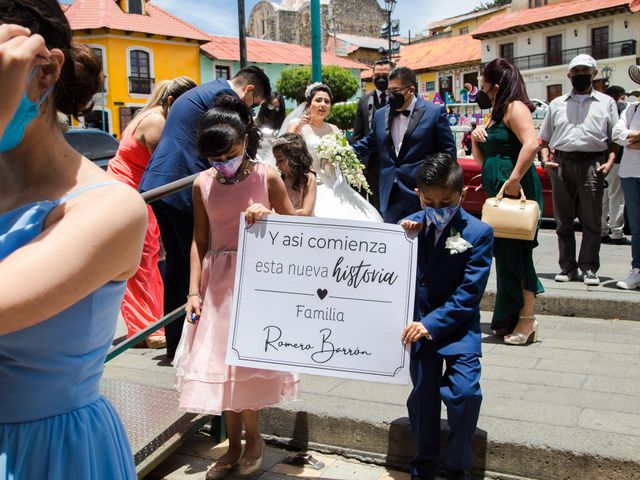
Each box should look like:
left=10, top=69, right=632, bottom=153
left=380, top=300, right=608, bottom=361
left=0, top=68, right=53, bottom=153
left=423, top=199, right=461, bottom=230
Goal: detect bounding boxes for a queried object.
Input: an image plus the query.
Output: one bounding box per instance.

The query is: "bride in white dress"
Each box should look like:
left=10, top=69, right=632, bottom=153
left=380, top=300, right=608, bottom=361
left=285, top=83, right=382, bottom=222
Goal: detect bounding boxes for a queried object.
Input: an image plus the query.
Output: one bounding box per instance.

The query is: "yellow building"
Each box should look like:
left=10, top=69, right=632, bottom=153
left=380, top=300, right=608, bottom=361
left=425, top=4, right=509, bottom=38
left=64, top=0, right=208, bottom=136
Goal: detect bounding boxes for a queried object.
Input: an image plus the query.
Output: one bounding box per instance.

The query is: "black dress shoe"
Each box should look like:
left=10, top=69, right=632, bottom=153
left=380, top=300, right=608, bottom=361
left=445, top=469, right=470, bottom=480
left=610, top=237, right=631, bottom=246
left=601, top=235, right=612, bottom=244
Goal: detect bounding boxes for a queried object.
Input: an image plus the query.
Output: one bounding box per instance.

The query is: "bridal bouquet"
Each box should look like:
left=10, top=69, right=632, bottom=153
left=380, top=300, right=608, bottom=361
left=316, top=132, right=371, bottom=194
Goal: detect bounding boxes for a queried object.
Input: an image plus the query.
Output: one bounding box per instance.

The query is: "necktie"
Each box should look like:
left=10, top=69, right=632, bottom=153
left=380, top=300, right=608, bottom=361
left=379, top=92, right=387, bottom=107
left=401, top=109, right=411, bottom=117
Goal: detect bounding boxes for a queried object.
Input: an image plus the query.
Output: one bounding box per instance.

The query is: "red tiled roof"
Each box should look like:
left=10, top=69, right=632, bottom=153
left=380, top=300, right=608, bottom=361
left=202, top=36, right=367, bottom=70
left=472, top=0, right=632, bottom=38
left=64, top=0, right=209, bottom=41
left=397, top=35, right=481, bottom=72
left=631, top=0, right=640, bottom=11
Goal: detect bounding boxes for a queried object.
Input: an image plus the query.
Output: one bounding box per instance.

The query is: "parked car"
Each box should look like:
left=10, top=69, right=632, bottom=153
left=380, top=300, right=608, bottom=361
left=63, top=128, right=119, bottom=169
left=457, top=156, right=554, bottom=219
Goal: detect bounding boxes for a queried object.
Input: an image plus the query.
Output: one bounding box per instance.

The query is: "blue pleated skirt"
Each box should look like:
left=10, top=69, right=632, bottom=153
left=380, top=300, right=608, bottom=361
left=0, top=396, right=136, bottom=480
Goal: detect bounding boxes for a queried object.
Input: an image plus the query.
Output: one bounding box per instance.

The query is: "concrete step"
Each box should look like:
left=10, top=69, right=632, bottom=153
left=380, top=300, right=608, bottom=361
left=258, top=314, right=640, bottom=480
left=480, top=288, right=640, bottom=322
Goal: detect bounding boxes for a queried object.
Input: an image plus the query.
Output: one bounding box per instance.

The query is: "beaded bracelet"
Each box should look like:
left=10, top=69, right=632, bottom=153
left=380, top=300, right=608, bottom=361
left=187, top=292, right=201, bottom=299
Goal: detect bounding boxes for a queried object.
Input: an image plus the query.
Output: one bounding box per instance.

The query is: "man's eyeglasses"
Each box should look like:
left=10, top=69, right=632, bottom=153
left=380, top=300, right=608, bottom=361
left=386, top=86, right=410, bottom=95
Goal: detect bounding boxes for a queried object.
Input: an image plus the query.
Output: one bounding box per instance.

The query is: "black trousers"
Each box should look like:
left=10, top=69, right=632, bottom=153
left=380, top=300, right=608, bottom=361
left=151, top=200, right=194, bottom=357
left=550, top=151, right=606, bottom=273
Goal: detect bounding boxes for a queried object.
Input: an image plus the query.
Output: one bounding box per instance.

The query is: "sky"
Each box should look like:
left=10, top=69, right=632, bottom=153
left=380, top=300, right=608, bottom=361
left=61, top=0, right=488, bottom=38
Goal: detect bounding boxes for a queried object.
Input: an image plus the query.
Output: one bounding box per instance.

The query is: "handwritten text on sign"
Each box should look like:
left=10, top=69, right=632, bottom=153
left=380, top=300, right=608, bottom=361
left=225, top=215, right=417, bottom=384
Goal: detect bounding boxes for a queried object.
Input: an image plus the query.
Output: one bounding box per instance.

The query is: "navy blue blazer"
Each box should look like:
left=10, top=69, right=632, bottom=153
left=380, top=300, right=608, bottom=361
left=351, top=98, right=457, bottom=213
left=139, top=78, right=238, bottom=213
left=406, top=208, right=493, bottom=357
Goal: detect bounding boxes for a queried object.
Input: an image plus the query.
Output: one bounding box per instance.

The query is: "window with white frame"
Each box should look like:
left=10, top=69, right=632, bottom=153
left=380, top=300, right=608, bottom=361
left=89, top=45, right=108, bottom=92
left=127, top=47, right=154, bottom=95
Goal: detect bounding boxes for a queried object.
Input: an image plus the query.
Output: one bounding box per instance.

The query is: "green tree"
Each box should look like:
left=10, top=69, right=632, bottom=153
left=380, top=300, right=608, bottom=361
left=326, top=102, right=358, bottom=131
left=276, top=65, right=360, bottom=104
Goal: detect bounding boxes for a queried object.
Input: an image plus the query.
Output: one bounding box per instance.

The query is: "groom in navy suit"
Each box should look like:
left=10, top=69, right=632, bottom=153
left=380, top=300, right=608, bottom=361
left=352, top=67, right=457, bottom=224
left=401, top=155, right=493, bottom=480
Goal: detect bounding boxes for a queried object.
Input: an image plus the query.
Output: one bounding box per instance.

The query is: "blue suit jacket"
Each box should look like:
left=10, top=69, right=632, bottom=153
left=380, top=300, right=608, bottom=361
left=352, top=98, right=457, bottom=214
left=139, top=78, right=238, bottom=213
left=406, top=208, right=493, bottom=357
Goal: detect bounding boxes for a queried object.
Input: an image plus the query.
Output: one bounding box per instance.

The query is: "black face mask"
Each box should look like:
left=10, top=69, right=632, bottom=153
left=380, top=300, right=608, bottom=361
left=475, top=90, right=493, bottom=110
left=571, top=74, right=592, bottom=92
left=389, top=91, right=407, bottom=110
left=374, top=75, right=389, bottom=92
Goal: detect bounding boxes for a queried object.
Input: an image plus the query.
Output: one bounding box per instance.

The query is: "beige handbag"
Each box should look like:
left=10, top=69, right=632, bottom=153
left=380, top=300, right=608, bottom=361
left=481, top=183, right=540, bottom=241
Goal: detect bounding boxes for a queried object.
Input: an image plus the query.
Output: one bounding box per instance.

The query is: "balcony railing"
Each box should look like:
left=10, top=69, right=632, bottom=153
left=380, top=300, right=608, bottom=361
left=128, top=76, right=155, bottom=95
left=483, top=40, right=637, bottom=71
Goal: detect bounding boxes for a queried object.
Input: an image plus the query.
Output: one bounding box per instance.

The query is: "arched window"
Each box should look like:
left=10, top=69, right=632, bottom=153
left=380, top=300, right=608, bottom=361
left=89, top=44, right=108, bottom=92
left=127, top=47, right=154, bottom=95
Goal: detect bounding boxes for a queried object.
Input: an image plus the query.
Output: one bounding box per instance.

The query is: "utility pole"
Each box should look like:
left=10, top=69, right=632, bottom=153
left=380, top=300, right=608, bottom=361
left=310, top=0, right=322, bottom=82
left=387, top=7, right=392, bottom=60
left=238, top=0, right=247, bottom=68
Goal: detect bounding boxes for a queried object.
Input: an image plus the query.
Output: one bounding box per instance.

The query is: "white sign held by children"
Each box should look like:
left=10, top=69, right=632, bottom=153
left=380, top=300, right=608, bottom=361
left=225, top=215, right=417, bottom=384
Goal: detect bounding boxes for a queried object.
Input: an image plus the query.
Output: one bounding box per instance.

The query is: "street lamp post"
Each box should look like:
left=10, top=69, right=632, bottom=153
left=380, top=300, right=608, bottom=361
left=310, top=0, right=322, bottom=82
left=601, top=65, right=613, bottom=87
left=380, top=1, right=398, bottom=60
left=238, top=0, right=247, bottom=68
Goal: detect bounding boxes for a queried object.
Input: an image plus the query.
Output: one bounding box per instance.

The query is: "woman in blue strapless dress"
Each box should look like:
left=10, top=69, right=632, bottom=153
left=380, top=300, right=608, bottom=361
left=0, top=2, right=147, bottom=479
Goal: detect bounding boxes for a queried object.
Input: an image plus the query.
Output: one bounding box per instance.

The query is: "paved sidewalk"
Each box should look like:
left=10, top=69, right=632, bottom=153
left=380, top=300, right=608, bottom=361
left=105, top=313, right=640, bottom=480
left=148, top=437, right=528, bottom=480
left=482, top=229, right=640, bottom=320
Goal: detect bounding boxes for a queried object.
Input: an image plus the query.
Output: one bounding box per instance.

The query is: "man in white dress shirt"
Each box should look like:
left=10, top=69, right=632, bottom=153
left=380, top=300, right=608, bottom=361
left=352, top=67, right=456, bottom=224
left=539, top=54, right=619, bottom=286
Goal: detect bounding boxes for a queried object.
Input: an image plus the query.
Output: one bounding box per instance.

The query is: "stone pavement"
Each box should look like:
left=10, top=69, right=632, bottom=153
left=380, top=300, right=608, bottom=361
left=147, top=436, right=528, bottom=480
left=105, top=312, right=640, bottom=480
left=481, top=229, right=640, bottom=320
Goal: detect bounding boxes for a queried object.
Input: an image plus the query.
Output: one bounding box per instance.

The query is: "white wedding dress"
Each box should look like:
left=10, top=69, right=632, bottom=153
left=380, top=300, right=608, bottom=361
left=300, top=124, right=382, bottom=222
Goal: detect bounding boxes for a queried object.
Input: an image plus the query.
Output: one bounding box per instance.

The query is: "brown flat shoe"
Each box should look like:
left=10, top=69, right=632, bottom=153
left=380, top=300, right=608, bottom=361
left=206, top=460, right=238, bottom=480
left=145, top=336, right=167, bottom=349
left=238, top=440, right=264, bottom=476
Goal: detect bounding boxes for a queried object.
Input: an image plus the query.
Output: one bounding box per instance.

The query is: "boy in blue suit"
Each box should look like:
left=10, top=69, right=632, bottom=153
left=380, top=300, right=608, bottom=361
left=400, top=154, right=493, bottom=480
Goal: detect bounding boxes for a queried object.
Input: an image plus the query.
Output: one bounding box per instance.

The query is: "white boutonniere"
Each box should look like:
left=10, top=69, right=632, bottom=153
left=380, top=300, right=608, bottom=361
left=445, top=228, right=473, bottom=255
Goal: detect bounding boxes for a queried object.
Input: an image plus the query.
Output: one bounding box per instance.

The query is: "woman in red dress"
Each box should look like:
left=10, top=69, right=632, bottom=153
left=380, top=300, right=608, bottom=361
left=108, top=76, right=196, bottom=348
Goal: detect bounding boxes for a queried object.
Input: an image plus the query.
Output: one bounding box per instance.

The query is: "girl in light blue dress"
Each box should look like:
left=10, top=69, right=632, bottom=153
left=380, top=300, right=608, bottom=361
left=0, top=2, right=147, bottom=479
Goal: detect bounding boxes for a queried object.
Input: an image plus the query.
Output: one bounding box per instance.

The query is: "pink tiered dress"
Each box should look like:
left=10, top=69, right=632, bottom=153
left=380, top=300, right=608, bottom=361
left=175, top=162, right=299, bottom=415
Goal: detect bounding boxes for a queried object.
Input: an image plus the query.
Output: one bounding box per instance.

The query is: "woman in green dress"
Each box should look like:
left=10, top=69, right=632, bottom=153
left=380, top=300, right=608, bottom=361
left=471, top=59, right=544, bottom=345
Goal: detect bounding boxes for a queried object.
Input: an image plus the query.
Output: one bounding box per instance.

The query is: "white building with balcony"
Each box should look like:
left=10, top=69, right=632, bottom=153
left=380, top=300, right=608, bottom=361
left=472, top=0, right=639, bottom=102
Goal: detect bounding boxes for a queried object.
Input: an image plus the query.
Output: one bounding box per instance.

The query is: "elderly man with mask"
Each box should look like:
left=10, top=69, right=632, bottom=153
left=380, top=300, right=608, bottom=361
left=540, top=54, right=619, bottom=286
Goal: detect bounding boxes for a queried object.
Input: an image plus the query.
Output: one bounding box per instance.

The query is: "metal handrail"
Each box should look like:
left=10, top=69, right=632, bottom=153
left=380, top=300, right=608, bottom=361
left=106, top=173, right=199, bottom=362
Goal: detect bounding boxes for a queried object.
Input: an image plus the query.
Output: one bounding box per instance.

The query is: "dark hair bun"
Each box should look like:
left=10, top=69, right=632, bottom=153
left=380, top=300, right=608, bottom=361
left=198, top=94, right=262, bottom=159
left=55, top=43, right=103, bottom=117
left=197, top=122, right=240, bottom=159
left=212, top=95, right=252, bottom=122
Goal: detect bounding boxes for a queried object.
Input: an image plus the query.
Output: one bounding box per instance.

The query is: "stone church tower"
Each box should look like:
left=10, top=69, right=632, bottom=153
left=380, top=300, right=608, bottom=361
left=247, top=0, right=387, bottom=48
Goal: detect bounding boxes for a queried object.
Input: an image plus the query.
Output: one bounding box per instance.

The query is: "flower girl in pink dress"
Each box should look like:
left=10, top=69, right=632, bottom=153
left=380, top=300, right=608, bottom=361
left=175, top=96, right=299, bottom=479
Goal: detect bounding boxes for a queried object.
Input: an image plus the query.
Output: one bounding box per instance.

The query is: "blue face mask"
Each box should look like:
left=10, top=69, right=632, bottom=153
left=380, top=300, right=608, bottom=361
left=423, top=199, right=460, bottom=230
left=0, top=68, right=52, bottom=153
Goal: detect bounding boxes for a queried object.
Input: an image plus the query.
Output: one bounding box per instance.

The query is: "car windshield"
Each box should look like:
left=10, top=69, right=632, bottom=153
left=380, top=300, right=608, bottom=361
left=65, top=131, right=119, bottom=161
